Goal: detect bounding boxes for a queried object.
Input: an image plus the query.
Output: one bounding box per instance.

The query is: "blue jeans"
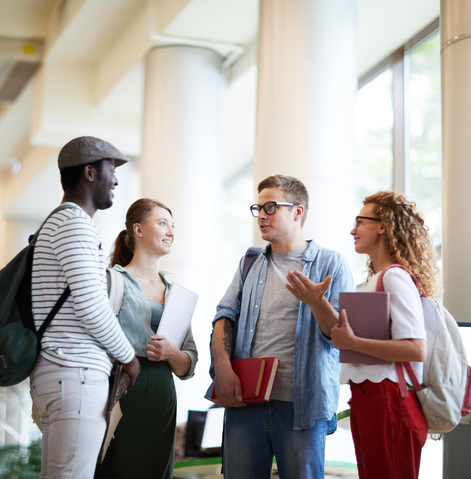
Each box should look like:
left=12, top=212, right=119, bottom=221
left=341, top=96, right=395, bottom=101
left=223, top=400, right=336, bottom=479
left=30, top=356, right=109, bottom=479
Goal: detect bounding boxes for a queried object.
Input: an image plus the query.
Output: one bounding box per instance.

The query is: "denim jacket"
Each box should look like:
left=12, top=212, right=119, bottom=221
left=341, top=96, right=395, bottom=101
left=208, top=240, right=354, bottom=430
left=113, top=265, right=197, bottom=380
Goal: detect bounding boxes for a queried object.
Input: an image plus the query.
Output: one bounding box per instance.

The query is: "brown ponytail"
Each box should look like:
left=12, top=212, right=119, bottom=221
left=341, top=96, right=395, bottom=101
left=110, top=230, right=133, bottom=267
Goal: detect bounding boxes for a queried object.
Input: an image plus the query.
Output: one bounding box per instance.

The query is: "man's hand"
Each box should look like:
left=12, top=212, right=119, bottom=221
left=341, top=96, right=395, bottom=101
left=211, top=318, right=245, bottom=406
left=286, top=270, right=332, bottom=304
left=285, top=271, right=339, bottom=336
left=121, top=356, right=140, bottom=389
left=213, top=363, right=246, bottom=407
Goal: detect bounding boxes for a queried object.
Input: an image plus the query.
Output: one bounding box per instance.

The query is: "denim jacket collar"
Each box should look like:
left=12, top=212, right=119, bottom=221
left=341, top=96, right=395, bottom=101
left=262, top=239, right=319, bottom=263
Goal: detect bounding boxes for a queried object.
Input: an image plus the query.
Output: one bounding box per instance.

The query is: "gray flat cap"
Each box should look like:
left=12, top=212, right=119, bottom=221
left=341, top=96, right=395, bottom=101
left=58, top=136, right=128, bottom=170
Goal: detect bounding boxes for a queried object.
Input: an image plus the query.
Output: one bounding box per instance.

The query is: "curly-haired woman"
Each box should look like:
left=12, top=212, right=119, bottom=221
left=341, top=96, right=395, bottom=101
left=330, top=190, right=440, bottom=479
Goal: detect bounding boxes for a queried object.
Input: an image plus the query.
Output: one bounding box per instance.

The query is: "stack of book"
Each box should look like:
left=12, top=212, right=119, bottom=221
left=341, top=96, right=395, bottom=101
left=212, top=357, right=280, bottom=403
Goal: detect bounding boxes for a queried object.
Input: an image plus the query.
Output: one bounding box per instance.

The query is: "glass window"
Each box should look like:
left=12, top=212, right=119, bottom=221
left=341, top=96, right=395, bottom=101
left=353, top=68, right=394, bottom=282
left=355, top=68, right=394, bottom=207
left=355, top=25, right=441, bottom=268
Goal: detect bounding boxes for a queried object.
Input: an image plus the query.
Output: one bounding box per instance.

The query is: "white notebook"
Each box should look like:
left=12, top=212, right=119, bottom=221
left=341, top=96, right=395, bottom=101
left=157, top=283, right=198, bottom=347
left=201, top=407, right=224, bottom=449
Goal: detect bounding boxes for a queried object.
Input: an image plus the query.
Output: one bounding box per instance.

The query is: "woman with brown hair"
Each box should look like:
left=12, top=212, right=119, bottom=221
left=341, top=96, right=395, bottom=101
left=331, top=190, right=440, bottom=479
left=94, top=198, right=197, bottom=479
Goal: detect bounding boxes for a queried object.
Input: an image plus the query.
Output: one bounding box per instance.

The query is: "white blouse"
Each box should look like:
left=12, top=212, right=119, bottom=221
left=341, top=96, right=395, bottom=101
left=340, top=267, right=426, bottom=385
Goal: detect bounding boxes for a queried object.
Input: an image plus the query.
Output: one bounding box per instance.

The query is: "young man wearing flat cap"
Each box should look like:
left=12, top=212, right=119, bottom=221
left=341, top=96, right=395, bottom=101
left=29, top=136, right=140, bottom=478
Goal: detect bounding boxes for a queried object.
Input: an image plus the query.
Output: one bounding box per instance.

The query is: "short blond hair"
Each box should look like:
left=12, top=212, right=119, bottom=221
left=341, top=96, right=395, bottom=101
left=258, top=175, right=309, bottom=226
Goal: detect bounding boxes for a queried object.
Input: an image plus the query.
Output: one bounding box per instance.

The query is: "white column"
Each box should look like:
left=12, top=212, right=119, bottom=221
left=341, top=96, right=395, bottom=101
left=441, top=2, right=471, bottom=475
left=254, top=0, right=357, bottom=259
left=441, top=0, right=471, bottom=321
left=140, top=45, right=224, bottom=423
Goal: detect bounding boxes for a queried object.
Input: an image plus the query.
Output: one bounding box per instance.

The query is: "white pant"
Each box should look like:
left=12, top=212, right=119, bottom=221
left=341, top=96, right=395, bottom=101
left=30, top=356, right=109, bottom=479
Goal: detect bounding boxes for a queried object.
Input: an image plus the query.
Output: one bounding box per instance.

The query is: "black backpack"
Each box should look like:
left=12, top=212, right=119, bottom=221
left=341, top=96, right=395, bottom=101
left=0, top=205, right=74, bottom=386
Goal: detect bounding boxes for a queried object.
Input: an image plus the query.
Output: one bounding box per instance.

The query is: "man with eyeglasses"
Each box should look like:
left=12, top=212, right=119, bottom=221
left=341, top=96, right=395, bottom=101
left=208, top=175, right=354, bottom=479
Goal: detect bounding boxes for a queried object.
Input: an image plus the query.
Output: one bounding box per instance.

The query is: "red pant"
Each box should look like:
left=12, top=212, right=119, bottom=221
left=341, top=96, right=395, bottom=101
left=350, top=379, right=428, bottom=479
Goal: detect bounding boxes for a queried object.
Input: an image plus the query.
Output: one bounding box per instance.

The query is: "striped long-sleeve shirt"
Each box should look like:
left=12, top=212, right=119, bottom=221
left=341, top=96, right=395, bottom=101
left=31, top=203, right=135, bottom=374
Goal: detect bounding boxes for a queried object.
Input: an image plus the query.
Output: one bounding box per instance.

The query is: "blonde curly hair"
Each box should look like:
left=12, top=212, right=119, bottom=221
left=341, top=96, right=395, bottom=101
left=363, top=191, right=441, bottom=298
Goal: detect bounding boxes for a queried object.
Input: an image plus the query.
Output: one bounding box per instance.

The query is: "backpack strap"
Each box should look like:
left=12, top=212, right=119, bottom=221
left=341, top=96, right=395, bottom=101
left=376, top=264, right=426, bottom=297
left=29, top=204, right=79, bottom=245
left=395, top=361, right=423, bottom=398
left=36, top=287, right=71, bottom=341
left=376, top=264, right=425, bottom=398
left=209, top=247, right=263, bottom=382
left=107, top=267, right=124, bottom=316
left=29, top=204, right=79, bottom=337
left=237, top=247, right=264, bottom=304
left=242, top=247, right=264, bottom=283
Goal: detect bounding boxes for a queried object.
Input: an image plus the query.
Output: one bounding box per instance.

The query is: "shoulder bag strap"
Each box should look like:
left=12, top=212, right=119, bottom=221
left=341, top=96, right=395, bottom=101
left=377, top=264, right=424, bottom=397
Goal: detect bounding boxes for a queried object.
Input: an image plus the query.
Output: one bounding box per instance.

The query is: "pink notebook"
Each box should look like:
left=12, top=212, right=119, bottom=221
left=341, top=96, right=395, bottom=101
left=338, top=292, right=391, bottom=365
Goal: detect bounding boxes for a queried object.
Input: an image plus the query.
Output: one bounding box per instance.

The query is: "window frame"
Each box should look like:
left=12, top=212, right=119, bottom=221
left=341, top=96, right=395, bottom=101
left=358, top=18, right=440, bottom=195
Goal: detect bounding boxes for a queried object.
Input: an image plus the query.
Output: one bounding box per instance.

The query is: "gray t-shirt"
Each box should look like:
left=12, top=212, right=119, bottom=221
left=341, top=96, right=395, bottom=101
left=250, top=246, right=306, bottom=401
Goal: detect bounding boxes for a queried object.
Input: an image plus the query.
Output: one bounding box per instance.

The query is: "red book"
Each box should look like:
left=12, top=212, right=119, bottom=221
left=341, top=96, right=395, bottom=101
left=244, top=357, right=279, bottom=403
left=212, top=357, right=280, bottom=403
left=232, top=358, right=266, bottom=399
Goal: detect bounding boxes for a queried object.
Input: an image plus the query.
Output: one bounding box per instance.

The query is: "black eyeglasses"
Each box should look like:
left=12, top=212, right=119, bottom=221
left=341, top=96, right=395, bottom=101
left=250, top=201, right=299, bottom=217
left=353, top=216, right=381, bottom=229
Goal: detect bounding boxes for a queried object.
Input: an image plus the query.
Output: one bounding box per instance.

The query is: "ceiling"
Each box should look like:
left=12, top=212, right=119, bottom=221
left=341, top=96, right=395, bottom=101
left=0, top=0, right=440, bottom=172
